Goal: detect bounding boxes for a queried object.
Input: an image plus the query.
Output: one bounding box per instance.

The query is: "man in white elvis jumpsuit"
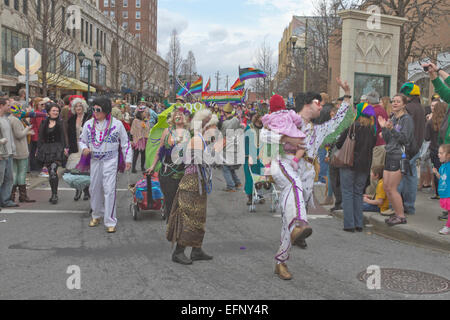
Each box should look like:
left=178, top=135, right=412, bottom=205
left=261, top=78, right=351, bottom=280
left=79, top=97, right=132, bottom=233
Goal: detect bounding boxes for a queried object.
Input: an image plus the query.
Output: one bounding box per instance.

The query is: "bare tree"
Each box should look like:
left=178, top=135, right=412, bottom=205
left=129, top=40, right=157, bottom=98
left=22, top=0, right=75, bottom=96
left=102, top=0, right=127, bottom=93
left=252, top=39, right=277, bottom=99
left=166, top=29, right=182, bottom=99
left=366, top=0, right=450, bottom=88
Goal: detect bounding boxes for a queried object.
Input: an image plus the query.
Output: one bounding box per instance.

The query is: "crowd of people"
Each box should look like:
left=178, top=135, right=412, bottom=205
left=0, top=62, right=450, bottom=281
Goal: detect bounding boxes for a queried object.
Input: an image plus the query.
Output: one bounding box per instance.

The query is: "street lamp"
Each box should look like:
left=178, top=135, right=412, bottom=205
left=78, top=50, right=102, bottom=102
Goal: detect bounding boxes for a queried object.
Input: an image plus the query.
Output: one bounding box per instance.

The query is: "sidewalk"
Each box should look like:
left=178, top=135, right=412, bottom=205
left=314, top=184, right=450, bottom=253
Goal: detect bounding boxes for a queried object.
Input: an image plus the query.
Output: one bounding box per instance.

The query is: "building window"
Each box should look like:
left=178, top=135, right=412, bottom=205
left=51, top=0, right=55, bottom=27
left=104, top=33, right=106, bottom=51
left=81, top=18, right=84, bottom=42
left=97, top=28, right=99, bottom=48
left=100, top=30, right=103, bottom=50
left=110, top=0, right=115, bottom=7
left=1, top=27, right=29, bottom=76
left=104, top=0, right=108, bottom=6
left=136, top=11, right=140, bottom=19
left=36, top=0, right=41, bottom=20
left=123, top=11, right=128, bottom=18
left=90, top=24, right=93, bottom=47
left=136, top=22, right=140, bottom=30
left=97, top=64, right=106, bottom=86
left=123, top=0, right=127, bottom=7
left=60, top=50, right=76, bottom=78
left=110, top=11, right=114, bottom=18
left=85, top=21, right=88, bottom=44
left=136, top=0, right=140, bottom=8
left=13, top=0, right=18, bottom=10
left=80, top=58, right=92, bottom=82
left=121, top=73, right=128, bottom=87
left=4, top=0, right=10, bottom=6
left=122, top=22, right=128, bottom=29
left=103, top=10, right=108, bottom=15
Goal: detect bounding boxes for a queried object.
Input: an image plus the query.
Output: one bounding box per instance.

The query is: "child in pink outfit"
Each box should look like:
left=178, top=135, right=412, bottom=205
left=262, top=109, right=306, bottom=170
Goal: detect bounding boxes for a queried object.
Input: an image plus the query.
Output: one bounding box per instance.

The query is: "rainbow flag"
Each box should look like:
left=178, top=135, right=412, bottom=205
left=201, top=90, right=245, bottom=105
left=239, top=67, right=267, bottom=82
left=230, top=78, right=245, bottom=91
left=176, top=80, right=190, bottom=96
left=189, top=76, right=203, bottom=94
left=204, top=78, right=211, bottom=92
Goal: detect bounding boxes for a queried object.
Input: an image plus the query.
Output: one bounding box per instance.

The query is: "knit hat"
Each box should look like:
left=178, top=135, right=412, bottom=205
left=223, top=103, right=233, bottom=113
left=400, top=82, right=421, bottom=96
left=269, top=94, right=286, bottom=113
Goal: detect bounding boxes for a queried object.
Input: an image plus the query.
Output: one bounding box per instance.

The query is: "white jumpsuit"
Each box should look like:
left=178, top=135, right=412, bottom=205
left=260, top=101, right=350, bottom=263
left=79, top=117, right=132, bottom=227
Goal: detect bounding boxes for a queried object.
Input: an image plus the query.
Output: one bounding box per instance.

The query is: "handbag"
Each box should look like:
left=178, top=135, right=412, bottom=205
left=330, top=124, right=355, bottom=168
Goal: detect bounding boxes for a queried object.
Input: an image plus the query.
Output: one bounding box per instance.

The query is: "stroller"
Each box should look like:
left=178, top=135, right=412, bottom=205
left=248, top=170, right=280, bottom=213
left=128, top=173, right=164, bottom=220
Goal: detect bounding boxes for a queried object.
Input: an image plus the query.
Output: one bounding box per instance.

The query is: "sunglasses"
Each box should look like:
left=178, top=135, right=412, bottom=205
left=93, top=107, right=103, bottom=113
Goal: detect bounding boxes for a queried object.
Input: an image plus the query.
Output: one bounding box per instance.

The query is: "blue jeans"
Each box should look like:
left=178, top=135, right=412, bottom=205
left=398, top=150, right=420, bottom=214
left=327, top=165, right=333, bottom=197
left=318, top=148, right=328, bottom=184
left=0, top=157, right=14, bottom=206
left=223, top=165, right=241, bottom=190
left=362, top=202, right=380, bottom=212
left=340, top=168, right=367, bottom=229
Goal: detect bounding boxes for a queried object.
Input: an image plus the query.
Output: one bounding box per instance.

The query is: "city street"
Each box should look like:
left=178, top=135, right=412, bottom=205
left=1, top=170, right=449, bottom=300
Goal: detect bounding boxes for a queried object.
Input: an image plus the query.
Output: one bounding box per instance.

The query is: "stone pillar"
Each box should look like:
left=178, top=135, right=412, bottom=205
left=338, top=10, right=407, bottom=99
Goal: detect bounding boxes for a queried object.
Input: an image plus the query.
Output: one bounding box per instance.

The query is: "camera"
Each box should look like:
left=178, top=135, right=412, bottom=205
left=423, top=66, right=429, bottom=72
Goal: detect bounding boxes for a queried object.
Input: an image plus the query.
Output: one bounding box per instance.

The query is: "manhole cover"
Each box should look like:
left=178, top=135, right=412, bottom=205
left=358, top=268, right=450, bottom=294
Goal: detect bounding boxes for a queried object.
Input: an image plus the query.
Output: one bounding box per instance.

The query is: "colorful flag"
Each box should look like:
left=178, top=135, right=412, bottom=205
left=176, top=80, right=190, bottom=96
left=201, top=90, right=245, bottom=105
left=189, top=76, right=203, bottom=94
left=230, top=78, right=245, bottom=91
left=204, top=78, right=211, bottom=92
left=239, top=67, right=267, bottom=82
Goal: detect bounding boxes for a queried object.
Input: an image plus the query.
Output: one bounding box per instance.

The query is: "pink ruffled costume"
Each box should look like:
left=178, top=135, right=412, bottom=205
left=262, top=110, right=306, bottom=170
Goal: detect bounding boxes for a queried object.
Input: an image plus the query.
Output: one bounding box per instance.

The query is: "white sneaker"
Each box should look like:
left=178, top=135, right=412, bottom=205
left=439, top=226, right=449, bottom=235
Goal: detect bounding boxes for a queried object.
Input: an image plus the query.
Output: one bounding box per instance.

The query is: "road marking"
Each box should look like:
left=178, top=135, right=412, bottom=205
left=272, top=214, right=333, bottom=219
left=1, top=209, right=88, bottom=214
left=34, top=188, right=129, bottom=192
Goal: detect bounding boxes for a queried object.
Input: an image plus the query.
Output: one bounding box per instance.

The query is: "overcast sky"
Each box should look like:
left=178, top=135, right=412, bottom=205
left=157, top=0, right=315, bottom=90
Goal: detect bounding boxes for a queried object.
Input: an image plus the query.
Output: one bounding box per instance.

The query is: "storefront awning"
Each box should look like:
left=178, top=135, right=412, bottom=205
left=0, top=77, right=18, bottom=87
left=38, top=72, right=96, bottom=93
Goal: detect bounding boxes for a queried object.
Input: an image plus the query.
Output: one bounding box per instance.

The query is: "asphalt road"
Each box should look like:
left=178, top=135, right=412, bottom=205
left=1, top=169, right=450, bottom=300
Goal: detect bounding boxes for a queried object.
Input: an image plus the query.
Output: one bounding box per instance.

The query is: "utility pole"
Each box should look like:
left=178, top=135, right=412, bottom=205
left=215, top=71, right=221, bottom=91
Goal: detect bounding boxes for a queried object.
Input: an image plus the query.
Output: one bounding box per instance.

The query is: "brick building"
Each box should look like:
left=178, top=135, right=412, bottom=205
left=98, top=0, right=157, bottom=52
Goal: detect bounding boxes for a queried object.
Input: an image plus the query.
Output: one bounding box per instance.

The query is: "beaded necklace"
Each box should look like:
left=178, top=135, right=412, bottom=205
left=90, top=115, right=113, bottom=149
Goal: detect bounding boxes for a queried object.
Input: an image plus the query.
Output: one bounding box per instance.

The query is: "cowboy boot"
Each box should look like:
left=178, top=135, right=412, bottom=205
left=191, top=247, right=213, bottom=261
left=10, top=185, right=18, bottom=203
left=18, top=185, right=35, bottom=203
left=83, top=187, right=90, bottom=201
left=74, top=189, right=82, bottom=201
left=274, top=263, right=292, bottom=280
left=172, top=244, right=192, bottom=265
